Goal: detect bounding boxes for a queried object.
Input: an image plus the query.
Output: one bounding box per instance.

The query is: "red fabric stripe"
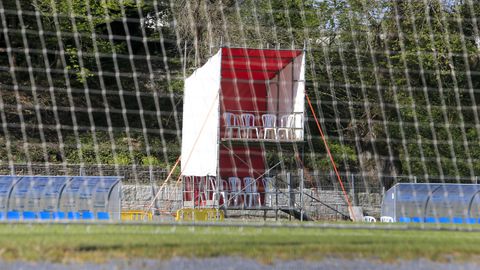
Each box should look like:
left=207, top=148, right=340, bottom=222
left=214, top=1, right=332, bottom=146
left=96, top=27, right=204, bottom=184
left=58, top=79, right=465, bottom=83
left=221, top=47, right=300, bottom=80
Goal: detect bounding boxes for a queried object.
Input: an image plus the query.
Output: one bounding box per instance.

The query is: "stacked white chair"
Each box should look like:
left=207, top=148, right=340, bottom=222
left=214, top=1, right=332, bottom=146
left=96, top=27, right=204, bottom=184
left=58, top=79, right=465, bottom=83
left=227, top=177, right=244, bottom=207
left=380, top=216, right=394, bottom=223
left=262, top=177, right=275, bottom=207
left=277, top=114, right=294, bottom=139
left=261, top=114, right=277, bottom=139
left=244, top=177, right=261, bottom=208
left=211, top=178, right=228, bottom=207
left=240, top=113, right=259, bottom=139
left=223, top=112, right=240, bottom=138
left=363, top=216, right=377, bottom=223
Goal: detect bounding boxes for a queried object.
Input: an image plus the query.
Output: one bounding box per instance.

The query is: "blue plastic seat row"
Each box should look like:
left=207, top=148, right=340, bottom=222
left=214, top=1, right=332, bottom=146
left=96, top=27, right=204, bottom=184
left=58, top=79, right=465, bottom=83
left=399, top=216, right=479, bottom=224
left=0, top=211, right=110, bottom=221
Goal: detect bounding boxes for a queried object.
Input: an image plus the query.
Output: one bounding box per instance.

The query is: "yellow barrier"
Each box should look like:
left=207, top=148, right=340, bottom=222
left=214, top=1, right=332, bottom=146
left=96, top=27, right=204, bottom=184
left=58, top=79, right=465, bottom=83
left=121, top=210, right=153, bottom=221
left=175, top=208, right=224, bottom=221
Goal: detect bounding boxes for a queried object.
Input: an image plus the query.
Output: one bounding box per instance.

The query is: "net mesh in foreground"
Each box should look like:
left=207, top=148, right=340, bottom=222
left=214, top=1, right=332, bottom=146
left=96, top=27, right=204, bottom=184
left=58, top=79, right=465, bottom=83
left=0, top=0, right=480, bottom=225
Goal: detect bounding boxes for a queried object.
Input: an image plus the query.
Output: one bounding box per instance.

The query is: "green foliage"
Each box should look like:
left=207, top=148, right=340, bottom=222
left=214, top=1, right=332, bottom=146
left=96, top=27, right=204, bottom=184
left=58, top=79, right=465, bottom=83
left=3, top=0, right=480, bottom=179
left=112, top=153, right=132, bottom=165
left=35, top=0, right=144, bottom=84
left=141, top=156, right=162, bottom=166
left=0, top=131, right=180, bottom=166
left=308, top=142, right=358, bottom=171
left=36, top=0, right=143, bottom=31
left=64, top=47, right=94, bottom=83
left=376, top=1, right=480, bottom=177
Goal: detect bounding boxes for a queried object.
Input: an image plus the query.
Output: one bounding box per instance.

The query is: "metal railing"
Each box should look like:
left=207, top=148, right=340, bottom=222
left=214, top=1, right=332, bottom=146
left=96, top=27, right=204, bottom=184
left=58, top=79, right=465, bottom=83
left=0, top=164, right=167, bottom=184
left=221, top=110, right=304, bottom=141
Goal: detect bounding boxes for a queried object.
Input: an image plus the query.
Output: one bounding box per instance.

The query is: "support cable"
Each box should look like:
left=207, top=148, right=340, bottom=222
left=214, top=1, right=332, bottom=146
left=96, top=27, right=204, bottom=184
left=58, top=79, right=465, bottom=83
left=294, top=152, right=351, bottom=220
left=305, top=92, right=355, bottom=219
left=143, top=156, right=181, bottom=216
left=144, top=92, right=219, bottom=217
left=222, top=144, right=348, bottom=219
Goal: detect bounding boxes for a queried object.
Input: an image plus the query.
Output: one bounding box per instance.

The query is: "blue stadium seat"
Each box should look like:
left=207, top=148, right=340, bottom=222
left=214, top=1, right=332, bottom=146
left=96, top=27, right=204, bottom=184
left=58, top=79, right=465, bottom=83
left=53, top=211, right=66, bottom=220
left=22, top=211, right=36, bottom=220
left=465, top=218, right=477, bottom=224
left=0, top=212, right=4, bottom=220
left=81, top=211, right=94, bottom=220
left=7, top=211, right=20, bottom=220
left=452, top=217, right=464, bottom=224
left=398, top=217, right=411, bottom=223
left=68, top=211, right=81, bottom=220
left=97, top=212, right=110, bottom=220
left=438, top=217, right=451, bottom=223
left=411, top=217, right=422, bottom=223
left=39, top=211, right=52, bottom=220
left=424, top=217, right=437, bottom=223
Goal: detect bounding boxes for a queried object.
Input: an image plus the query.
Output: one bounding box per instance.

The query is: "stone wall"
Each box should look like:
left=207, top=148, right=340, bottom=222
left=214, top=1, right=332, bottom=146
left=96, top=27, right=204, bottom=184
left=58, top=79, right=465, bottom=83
left=121, top=184, right=182, bottom=212
left=121, top=185, right=383, bottom=220
left=279, top=189, right=382, bottom=220
left=357, top=192, right=383, bottom=217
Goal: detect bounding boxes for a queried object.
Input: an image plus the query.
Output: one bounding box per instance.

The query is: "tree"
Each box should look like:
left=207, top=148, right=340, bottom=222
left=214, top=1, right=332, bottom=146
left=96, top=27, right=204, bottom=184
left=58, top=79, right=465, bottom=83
left=379, top=0, right=480, bottom=179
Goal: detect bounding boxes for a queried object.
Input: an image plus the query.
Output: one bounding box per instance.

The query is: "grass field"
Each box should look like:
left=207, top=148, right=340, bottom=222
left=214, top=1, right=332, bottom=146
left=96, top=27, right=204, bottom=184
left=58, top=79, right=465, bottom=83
left=0, top=222, right=480, bottom=263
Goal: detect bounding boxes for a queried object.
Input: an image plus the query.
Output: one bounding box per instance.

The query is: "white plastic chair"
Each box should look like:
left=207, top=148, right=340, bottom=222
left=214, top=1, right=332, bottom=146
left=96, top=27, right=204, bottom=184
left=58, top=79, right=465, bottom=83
left=223, top=112, right=240, bottom=138
left=380, top=216, right=394, bottom=223
left=227, top=177, right=244, bottom=207
left=198, top=176, right=210, bottom=204
left=262, top=177, right=275, bottom=207
left=239, top=113, right=259, bottom=139
left=261, top=114, right=277, bottom=139
left=291, top=114, right=304, bottom=140
left=363, top=216, right=377, bottom=223
left=277, top=114, right=294, bottom=140
left=211, top=178, right=228, bottom=206
left=244, top=177, right=261, bottom=208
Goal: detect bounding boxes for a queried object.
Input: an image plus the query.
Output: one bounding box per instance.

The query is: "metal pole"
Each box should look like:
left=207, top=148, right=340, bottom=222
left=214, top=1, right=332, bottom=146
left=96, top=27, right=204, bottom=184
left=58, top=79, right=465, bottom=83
left=393, top=186, right=397, bottom=221
left=149, top=167, right=158, bottom=213
left=275, top=175, right=279, bottom=221
left=216, top=101, right=221, bottom=217
left=181, top=176, right=185, bottom=208
left=216, top=50, right=223, bottom=220
left=288, top=172, right=295, bottom=208
left=183, top=41, right=187, bottom=79
left=351, top=174, right=356, bottom=206
left=276, top=76, right=280, bottom=122
left=196, top=177, right=199, bottom=210
left=299, top=169, right=304, bottom=222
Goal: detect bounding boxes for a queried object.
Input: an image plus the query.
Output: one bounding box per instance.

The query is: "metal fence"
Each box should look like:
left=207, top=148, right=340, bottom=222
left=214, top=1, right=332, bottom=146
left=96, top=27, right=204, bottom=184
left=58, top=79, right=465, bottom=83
left=3, top=165, right=478, bottom=220
left=301, top=171, right=480, bottom=194
left=0, top=164, right=168, bottom=184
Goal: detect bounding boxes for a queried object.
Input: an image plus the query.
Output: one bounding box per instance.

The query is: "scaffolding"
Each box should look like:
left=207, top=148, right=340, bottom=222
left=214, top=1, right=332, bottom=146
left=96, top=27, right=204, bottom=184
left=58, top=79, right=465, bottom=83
left=180, top=47, right=307, bottom=220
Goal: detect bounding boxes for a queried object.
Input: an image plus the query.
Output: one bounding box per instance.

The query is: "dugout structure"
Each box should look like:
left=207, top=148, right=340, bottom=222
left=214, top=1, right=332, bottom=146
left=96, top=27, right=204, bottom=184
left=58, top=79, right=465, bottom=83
left=382, top=183, right=480, bottom=223
left=0, top=175, right=122, bottom=220
left=181, top=47, right=306, bottom=215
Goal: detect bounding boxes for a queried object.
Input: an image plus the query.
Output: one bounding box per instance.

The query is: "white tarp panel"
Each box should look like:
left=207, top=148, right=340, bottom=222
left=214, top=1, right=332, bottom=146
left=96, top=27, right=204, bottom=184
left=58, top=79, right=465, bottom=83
left=293, top=53, right=305, bottom=139
left=181, top=50, right=221, bottom=176
left=269, top=52, right=305, bottom=139
left=277, top=60, right=293, bottom=115
left=267, top=82, right=278, bottom=114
